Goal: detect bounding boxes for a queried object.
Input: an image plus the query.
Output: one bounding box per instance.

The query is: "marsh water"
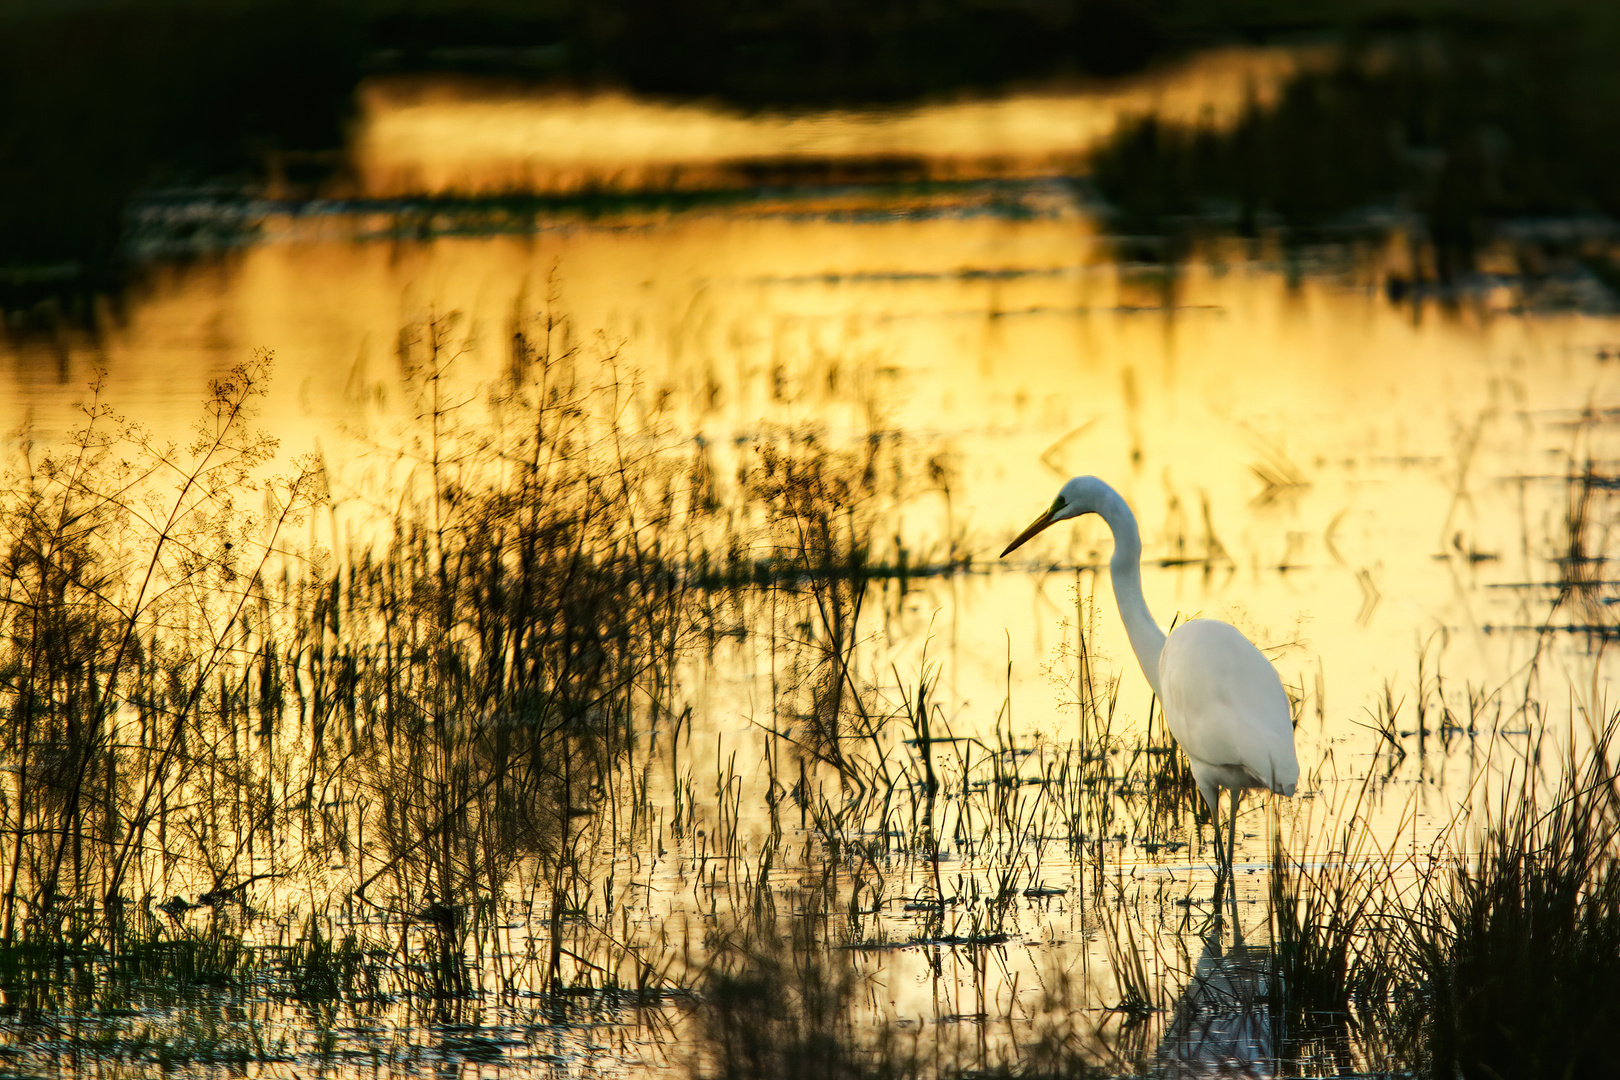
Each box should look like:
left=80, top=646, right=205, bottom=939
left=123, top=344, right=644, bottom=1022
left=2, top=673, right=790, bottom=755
left=3, top=50, right=1619, bottom=1078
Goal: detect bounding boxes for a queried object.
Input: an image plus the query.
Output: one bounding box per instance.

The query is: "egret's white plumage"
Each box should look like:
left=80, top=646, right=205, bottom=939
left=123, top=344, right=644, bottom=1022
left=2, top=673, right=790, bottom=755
left=1001, top=476, right=1298, bottom=876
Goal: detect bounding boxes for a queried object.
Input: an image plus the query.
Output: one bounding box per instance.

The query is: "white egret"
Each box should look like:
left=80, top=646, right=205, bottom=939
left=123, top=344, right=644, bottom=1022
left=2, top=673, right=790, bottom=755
left=1001, top=476, right=1298, bottom=879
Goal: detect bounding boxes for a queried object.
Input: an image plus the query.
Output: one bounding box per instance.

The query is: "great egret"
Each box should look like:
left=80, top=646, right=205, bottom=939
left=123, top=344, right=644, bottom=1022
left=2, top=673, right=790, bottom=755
left=1000, top=476, right=1298, bottom=879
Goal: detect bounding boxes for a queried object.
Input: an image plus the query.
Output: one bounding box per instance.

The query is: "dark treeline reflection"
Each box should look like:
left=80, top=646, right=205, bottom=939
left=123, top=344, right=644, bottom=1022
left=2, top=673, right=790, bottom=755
left=2, top=0, right=1157, bottom=318
left=1094, top=25, right=1620, bottom=293
left=10, top=2, right=1620, bottom=321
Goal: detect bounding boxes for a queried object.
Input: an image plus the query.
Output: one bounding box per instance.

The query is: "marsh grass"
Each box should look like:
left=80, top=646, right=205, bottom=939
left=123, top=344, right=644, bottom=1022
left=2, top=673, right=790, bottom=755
left=1549, top=445, right=1620, bottom=636
left=1250, top=678, right=1620, bottom=1079
left=0, top=351, right=321, bottom=937
left=0, top=305, right=995, bottom=1071
left=0, top=299, right=1149, bottom=1073
left=0, top=318, right=715, bottom=1060
left=5, top=311, right=1620, bottom=1080
left=742, top=425, right=903, bottom=783
left=1265, top=813, right=1393, bottom=1072
left=1045, top=584, right=1200, bottom=857
left=1393, top=716, right=1620, bottom=1079
left=295, top=312, right=708, bottom=997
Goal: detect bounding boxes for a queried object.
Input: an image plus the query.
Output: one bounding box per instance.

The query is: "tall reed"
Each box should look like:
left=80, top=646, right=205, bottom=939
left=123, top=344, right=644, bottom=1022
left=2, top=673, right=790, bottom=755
left=0, top=354, right=320, bottom=942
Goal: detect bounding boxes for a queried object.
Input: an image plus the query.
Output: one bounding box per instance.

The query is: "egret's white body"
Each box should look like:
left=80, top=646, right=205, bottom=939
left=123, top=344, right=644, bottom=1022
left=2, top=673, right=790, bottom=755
left=1001, top=476, right=1298, bottom=875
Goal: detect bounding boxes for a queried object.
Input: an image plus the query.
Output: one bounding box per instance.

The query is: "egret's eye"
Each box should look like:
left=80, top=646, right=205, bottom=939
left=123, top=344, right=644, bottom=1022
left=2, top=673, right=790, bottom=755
left=1050, top=495, right=1064, bottom=516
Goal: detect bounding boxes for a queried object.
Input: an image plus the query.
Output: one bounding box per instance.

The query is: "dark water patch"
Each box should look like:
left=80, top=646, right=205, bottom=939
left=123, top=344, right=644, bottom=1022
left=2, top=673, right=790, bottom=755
left=117, top=179, right=1078, bottom=262
left=0, top=3, right=363, bottom=318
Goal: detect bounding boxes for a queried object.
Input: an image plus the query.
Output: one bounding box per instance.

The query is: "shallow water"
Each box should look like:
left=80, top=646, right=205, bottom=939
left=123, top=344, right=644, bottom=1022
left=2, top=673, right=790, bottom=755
left=2, top=63, right=1619, bottom=1078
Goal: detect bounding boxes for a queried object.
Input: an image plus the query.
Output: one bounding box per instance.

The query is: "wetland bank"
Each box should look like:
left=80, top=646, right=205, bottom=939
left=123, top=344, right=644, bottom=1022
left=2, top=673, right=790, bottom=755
left=5, top=12, right=1620, bottom=1078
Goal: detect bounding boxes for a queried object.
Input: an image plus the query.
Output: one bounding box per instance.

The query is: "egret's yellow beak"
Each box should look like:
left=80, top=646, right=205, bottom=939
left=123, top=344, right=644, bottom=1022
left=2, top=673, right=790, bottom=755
left=1000, top=500, right=1061, bottom=557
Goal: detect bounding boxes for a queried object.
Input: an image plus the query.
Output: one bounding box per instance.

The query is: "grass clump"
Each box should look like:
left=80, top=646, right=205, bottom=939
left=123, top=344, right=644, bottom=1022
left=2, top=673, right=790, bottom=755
left=1265, top=825, right=1391, bottom=1074
left=1397, top=726, right=1620, bottom=1079
left=1258, top=714, right=1620, bottom=1078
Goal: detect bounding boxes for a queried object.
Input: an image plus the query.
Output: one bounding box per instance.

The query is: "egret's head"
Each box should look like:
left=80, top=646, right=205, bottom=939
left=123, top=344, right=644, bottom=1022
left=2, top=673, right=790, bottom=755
left=1000, top=476, right=1111, bottom=557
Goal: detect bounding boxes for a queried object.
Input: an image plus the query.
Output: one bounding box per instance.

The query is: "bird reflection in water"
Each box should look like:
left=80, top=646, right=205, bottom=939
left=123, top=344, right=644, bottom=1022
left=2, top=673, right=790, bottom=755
left=1155, top=911, right=1276, bottom=1079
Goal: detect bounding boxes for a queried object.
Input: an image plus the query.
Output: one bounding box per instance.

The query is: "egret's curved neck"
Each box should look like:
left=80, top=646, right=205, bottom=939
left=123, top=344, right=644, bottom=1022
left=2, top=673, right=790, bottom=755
left=1092, top=489, right=1167, bottom=698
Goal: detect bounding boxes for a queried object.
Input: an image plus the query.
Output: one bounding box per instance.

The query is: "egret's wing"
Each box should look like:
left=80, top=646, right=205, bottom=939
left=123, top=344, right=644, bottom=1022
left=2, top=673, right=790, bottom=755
left=1158, top=619, right=1298, bottom=793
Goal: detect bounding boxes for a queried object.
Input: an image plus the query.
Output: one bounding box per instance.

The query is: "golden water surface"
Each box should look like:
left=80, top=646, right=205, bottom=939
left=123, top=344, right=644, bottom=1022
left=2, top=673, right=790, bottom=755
left=3, top=57, right=1618, bottom=1075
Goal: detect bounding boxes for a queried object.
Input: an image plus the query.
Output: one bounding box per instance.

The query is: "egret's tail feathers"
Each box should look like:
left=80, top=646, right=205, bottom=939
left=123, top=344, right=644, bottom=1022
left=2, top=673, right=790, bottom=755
left=1268, top=753, right=1299, bottom=798
left=1236, top=761, right=1298, bottom=798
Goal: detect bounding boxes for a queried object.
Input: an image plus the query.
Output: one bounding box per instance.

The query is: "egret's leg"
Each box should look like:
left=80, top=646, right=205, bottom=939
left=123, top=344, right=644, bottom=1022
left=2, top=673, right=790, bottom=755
left=1203, top=782, right=1228, bottom=905
left=1226, top=788, right=1241, bottom=875
left=1211, top=790, right=1231, bottom=906
left=1195, top=777, right=1220, bottom=868
left=1209, top=787, right=1240, bottom=907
